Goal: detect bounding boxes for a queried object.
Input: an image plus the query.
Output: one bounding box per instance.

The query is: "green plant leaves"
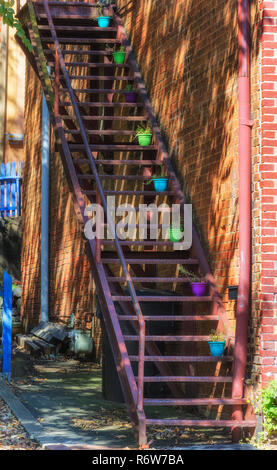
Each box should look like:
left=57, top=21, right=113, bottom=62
left=249, top=379, right=277, bottom=440
left=0, top=1, right=33, bottom=51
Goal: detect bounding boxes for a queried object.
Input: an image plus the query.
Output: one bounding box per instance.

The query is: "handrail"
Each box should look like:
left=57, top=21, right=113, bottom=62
left=41, top=0, right=145, bottom=414
left=112, top=6, right=234, bottom=342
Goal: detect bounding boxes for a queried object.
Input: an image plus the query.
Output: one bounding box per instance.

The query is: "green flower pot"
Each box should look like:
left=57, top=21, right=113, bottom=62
left=113, top=51, right=126, bottom=64
left=169, top=227, right=183, bottom=242
left=137, top=134, right=152, bottom=146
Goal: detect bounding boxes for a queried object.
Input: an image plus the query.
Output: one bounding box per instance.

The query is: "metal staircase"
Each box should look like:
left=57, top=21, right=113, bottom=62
left=18, top=0, right=256, bottom=446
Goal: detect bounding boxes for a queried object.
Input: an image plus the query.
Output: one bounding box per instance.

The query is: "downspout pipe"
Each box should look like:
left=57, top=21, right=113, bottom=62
left=232, top=0, right=253, bottom=440
left=40, top=84, right=50, bottom=323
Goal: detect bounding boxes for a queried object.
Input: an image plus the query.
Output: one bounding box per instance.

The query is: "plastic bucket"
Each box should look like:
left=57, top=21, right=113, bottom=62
left=113, top=51, right=126, bottom=64
left=125, top=91, right=137, bottom=103
left=138, top=134, right=152, bottom=146
left=153, top=178, right=168, bottom=192
left=169, top=227, right=183, bottom=242
left=97, top=16, right=111, bottom=27
left=208, top=341, right=226, bottom=357
left=191, top=282, right=207, bottom=296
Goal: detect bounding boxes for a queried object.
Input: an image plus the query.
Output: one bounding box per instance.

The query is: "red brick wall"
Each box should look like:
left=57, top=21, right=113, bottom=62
left=21, top=63, right=42, bottom=332
left=117, top=0, right=266, bottom=380
left=254, top=1, right=277, bottom=385
left=22, top=61, right=102, bottom=361
left=21, top=1, right=277, bottom=380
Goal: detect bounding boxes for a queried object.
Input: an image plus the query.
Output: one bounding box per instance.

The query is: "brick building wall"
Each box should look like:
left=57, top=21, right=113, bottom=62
left=21, top=0, right=277, bottom=381
left=21, top=63, right=42, bottom=332
left=21, top=61, right=102, bottom=361
left=116, top=0, right=277, bottom=386
left=254, top=0, right=277, bottom=384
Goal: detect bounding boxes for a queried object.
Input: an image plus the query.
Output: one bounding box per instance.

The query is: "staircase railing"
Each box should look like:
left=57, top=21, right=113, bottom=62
left=42, top=0, right=146, bottom=420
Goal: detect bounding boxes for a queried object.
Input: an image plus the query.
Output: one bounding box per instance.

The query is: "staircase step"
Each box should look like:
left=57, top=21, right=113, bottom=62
left=60, top=88, right=136, bottom=94
left=137, top=376, right=233, bottom=383
left=69, top=144, right=157, bottom=151
left=108, top=277, right=191, bottom=283
left=56, top=64, right=131, bottom=69
left=61, top=101, right=141, bottom=107
left=124, top=335, right=211, bottom=342
left=129, top=355, right=232, bottom=362
left=67, top=75, right=133, bottom=81
left=145, top=419, right=256, bottom=427
left=102, top=241, right=176, bottom=247
left=67, top=130, right=136, bottom=135
left=143, top=398, right=246, bottom=406
left=78, top=174, right=155, bottom=180
left=83, top=190, right=174, bottom=196
left=118, top=315, right=219, bottom=321
left=43, top=54, right=117, bottom=60
left=114, top=296, right=211, bottom=302
left=74, top=159, right=161, bottom=166
left=38, top=14, right=97, bottom=19
left=36, top=0, right=97, bottom=6
left=102, top=253, right=198, bottom=264
left=38, top=25, right=117, bottom=32
left=42, top=38, right=122, bottom=44
left=63, top=116, right=146, bottom=121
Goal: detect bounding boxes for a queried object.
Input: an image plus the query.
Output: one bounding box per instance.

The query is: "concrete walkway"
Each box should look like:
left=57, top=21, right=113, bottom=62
left=2, top=353, right=257, bottom=450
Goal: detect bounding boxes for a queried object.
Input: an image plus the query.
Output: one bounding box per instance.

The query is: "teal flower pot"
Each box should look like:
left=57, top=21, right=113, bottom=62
left=138, top=134, right=152, bottom=146
left=97, top=16, right=111, bottom=27
left=208, top=341, right=226, bottom=357
left=153, top=178, right=168, bottom=192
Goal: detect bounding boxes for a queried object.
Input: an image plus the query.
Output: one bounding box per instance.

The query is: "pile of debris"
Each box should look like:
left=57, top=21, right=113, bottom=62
left=16, top=321, right=68, bottom=357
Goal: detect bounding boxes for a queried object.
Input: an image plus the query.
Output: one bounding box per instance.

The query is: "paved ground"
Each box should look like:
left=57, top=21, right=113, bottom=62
left=3, top=352, right=258, bottom=450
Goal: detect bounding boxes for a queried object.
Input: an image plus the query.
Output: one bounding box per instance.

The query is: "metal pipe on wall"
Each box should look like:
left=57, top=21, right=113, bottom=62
left=231, top=0, right=253, bottom=441
left=40, top=87, right=50, bottom=323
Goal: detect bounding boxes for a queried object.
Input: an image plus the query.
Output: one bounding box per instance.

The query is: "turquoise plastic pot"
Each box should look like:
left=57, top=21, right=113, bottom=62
left=153, top=178, right=168, bottom=192
left=97, top=16, right=111, bottom=27
left=208, top=341, right=226, bottom=357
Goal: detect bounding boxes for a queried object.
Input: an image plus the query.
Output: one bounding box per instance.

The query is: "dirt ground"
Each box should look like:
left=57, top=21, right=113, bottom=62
left=0, top=398, right=40, bottom=450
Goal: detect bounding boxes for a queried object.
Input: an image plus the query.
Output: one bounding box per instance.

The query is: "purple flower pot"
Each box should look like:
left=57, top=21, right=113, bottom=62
left=190, top=282, right=207, bottom=297
left=125, top=91, right=137, bottom=103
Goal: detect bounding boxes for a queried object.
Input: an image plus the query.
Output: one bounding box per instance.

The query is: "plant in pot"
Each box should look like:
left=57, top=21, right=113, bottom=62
left=135, top=123, right=153, bottom=147
left=168, top=225, right=183, bottom=242
left=208, top=329, right=226, bottom=357
left=96, top=1, right=111, bottom=28
left=179, top=266, right=208, bottom=296
left=125, top=84, right=137, bottom=103
left=113, top=45, right=126, bottom=64
left=145, top=167, right=169, bottom=192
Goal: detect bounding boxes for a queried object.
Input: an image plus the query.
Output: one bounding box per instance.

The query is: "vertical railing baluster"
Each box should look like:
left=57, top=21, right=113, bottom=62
left=0, top=163, right=5, bottom=218
left=6, top=162, right=11, bottom=217
left=96, top=190, right=101, bottom=263
left=11, top=162, right=16, bottom=217
left=55, top=50, right=60, bottom=118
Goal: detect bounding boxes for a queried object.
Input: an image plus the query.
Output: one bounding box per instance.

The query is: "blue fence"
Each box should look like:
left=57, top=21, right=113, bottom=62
left=0, top=162, right=22, bottom=218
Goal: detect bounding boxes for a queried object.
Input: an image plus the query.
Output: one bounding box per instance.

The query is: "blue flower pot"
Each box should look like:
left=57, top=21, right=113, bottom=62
left=208, top=341, right=226, bottom=357
left=153, top=178, right=168, bottom=192
left=97, top=16, right=111, bottom=27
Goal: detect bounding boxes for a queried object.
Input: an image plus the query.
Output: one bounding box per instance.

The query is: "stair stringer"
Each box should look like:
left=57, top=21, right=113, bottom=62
left=25, top=3, right=146, bottom=443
